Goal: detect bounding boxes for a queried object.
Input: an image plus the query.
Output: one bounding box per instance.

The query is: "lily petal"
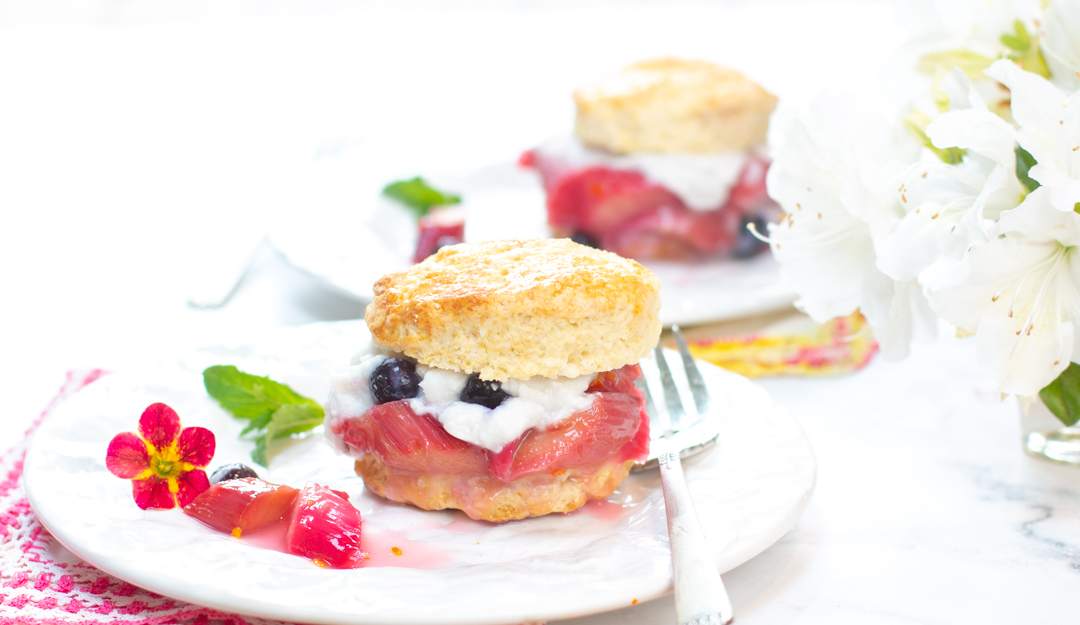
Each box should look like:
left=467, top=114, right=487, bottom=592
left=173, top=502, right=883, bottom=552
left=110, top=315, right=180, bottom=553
left=926, top=190, right=1080, bottom=395
left=974, top=283, right=1074, bottom=396
left=927, top=103, right=1017, bottom=170
left=1028, top=164, right=1080, bottom=213
left=768, top=201, right=888, bottom=322
left=766, top=91, right=930, bottom=359
left=175, top=426, right=216, bottom=468
left=105, top=432, right=150, bottom=479
left=997, top=187, right=1080, bottom=246
left=926, top=236, right=1072, bottom=395
left=132, top=476, right=176, bottom=510
left=875, top=279, right=939, bottom=361
left=984, top=59, right=1080, bottom=212
left=877, top=156, right=1002, bottom=280
left=940, top=67, right=980, bottom=111
left=1042, top=0, right=1080, bottom=92
left=137, top=402, right=182, bottom=451
left=175, top=469, right=211, bottom=508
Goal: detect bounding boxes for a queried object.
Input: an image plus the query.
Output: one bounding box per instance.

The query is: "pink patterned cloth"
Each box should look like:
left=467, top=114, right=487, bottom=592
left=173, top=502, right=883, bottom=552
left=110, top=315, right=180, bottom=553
left=1, top=370, right=294, bottom=625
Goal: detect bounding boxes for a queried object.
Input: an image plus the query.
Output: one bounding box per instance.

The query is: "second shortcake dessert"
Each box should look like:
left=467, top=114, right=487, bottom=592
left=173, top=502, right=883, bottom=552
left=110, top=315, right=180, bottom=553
left=523, top=58, right=780, bottom=261
left=325, top=238, right=661, bottom=522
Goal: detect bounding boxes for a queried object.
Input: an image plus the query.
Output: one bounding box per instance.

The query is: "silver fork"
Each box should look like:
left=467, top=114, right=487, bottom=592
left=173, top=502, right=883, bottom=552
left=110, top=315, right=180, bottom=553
left=637, top=326, right=734, bottom=625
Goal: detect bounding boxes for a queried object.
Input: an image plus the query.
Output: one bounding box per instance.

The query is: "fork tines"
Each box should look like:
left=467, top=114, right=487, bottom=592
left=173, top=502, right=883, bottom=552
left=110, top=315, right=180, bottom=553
left=633, top=326, right=721, bottom=471
left=653, top=325, right=712, bottom=436
left=671, top=325, right=711, bottom=418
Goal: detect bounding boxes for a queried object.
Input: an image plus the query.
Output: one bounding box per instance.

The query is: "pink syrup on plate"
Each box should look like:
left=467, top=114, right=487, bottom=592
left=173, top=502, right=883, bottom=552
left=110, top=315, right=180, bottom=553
left=238, top=519, right=289, bottom=553
left=577, top=499, right=627, bottom=522
left=232, top=518, right=451, bottom=569
left=361, top=527, right=452, bottom=569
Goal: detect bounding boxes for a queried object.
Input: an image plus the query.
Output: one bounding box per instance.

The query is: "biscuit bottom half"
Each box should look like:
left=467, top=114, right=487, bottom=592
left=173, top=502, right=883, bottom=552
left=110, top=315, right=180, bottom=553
left=355, top=454, right=636, bottom=523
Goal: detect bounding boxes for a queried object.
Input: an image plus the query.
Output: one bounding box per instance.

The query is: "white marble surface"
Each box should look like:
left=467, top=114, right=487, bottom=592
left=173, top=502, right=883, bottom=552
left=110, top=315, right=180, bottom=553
left=2, top=1, right=1079, bottom=624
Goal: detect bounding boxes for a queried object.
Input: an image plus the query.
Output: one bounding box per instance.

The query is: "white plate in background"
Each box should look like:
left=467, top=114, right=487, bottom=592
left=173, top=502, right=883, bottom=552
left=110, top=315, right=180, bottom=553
left=267, top=144, right=796, bottom=326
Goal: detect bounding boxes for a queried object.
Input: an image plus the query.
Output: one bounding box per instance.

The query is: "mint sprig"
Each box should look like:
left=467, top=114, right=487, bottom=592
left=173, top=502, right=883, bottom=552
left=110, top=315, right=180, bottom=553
left=381, top=176, right=461, bottom=217
left=203, top=365, right=325, bottom=466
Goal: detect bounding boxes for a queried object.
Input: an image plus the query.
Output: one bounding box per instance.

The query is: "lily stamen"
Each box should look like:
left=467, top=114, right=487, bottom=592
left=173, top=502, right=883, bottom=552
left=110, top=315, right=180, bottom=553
left=1008, top=246, right=1069, bottom=360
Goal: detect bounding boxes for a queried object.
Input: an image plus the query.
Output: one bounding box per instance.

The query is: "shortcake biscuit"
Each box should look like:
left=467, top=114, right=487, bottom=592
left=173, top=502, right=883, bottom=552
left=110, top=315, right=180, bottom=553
left=364, top=238, right=661, bottom=381
left=574, top=57, right=777, bottom=154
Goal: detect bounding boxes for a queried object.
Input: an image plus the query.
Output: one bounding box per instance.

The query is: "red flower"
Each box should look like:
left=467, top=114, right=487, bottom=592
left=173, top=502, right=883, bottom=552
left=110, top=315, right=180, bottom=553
left=105, top=403, right=216, bottom=510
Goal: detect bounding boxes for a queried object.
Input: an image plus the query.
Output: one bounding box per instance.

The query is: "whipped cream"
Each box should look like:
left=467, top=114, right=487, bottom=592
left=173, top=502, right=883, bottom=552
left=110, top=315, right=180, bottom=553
left=325, top=343, right=596, bottom=453
left=534, top=136, right=750, bottom=211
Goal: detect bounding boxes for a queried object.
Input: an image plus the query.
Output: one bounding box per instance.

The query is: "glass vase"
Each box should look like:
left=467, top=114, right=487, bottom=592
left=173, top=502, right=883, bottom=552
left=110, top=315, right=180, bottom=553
left=1022, top=399, right=1080, bottom=465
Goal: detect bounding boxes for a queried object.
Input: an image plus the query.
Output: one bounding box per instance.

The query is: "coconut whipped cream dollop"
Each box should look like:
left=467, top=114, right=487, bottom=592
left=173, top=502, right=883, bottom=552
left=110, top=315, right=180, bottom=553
left=325, top=343, right=596, bottom=453
left=534, top=136, right=750, bottom=211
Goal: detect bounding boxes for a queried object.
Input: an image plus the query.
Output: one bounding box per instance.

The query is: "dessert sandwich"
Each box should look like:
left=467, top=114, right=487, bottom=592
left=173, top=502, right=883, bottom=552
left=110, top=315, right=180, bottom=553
left=325, top=238, right=661, bottom=522
left=522, top=57, right=780, bottom=261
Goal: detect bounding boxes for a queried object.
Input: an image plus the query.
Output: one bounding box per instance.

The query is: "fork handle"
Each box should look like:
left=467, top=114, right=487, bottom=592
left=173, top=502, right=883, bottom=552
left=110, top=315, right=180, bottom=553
left=659, top=450, right=734, bottom=625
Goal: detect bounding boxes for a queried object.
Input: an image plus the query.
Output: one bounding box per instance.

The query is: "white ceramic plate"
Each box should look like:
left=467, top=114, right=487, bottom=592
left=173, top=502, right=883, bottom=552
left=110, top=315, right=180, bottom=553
left=267, top=144, right=796, bottom=327
left=25, top=321, right=815, bottom=625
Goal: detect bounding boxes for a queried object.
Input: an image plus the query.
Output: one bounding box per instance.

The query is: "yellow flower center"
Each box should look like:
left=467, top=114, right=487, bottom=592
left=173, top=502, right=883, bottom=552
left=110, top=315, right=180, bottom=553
left=151, top=456, right=182, bottom=478
left=141, top=440, right=193, bottom=480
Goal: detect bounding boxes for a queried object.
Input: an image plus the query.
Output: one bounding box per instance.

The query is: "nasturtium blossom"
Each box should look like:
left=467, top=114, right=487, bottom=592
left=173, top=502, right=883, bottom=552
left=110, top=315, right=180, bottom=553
left=106, top=402, right=216, bottom=510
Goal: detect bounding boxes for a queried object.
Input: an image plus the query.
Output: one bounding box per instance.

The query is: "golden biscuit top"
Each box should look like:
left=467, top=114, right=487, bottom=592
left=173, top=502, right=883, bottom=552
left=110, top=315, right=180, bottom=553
left=373, top=238, right=651, bottom=302
left=365, top=238, right=662, bottom=380
left=574, top=57, right=778, bottom=154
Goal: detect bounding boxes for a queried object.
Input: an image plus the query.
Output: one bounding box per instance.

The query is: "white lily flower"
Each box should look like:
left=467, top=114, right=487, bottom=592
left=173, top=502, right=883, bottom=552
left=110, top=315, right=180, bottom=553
left=766, top=93, right=935, bottom=360
left=895, top=0, right=1040, bottom=59
left=985, top=59, right=1080, bottom=213
left=876, top=69, right=1026, bottom=281
left=929, top=68, right=1020, bottom=168
left=888, top=0, right=1042, bottom=120
left=877, top=154, right=1006, bottom=280
left=924, top=187, right=1080, bottom=396
left=1041, top=0, right=1080, bottom=92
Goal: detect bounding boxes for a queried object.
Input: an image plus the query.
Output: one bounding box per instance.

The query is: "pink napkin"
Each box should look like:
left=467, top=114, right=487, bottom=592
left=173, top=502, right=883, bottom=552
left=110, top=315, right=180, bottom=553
left=1, top=371, right=291, bottom=625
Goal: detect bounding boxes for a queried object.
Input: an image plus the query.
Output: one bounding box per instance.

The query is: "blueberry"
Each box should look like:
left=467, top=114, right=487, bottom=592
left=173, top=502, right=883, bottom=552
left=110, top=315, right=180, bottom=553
left=209, top=463, right=259, bottom=485
left=733, top=216, right=769, bottom=259
left=460, top=373, right=510, bottom=409
left=569, top=232, right=600, bottom=249
left=371, top=358, right=422, bottom=404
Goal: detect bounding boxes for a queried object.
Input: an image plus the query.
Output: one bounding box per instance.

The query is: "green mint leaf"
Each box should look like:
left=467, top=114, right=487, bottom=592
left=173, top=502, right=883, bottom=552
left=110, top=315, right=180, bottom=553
left=382, top=177, right=461, bottom=217
left=266, top=403, right=324, bottom=441
left=203, top=365, right=324, bottom=467
left=253, top=403, right=326, bottom=466
left=1001, top=20, right=1051, bottom=78
left=240, top=414, right=273, bottom=436
left=203, top=365, right=316, bottom=423
left=1039, top=363, right=1080, bottom=427
left=1015, top=146, right=1040, bottom=193
left=251, top=437, right=268, bottom=467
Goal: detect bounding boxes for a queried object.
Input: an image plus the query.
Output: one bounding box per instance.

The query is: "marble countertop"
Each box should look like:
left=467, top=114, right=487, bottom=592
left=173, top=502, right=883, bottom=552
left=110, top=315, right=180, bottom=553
left=2, top=1, right=1078, bottom=623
